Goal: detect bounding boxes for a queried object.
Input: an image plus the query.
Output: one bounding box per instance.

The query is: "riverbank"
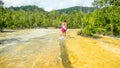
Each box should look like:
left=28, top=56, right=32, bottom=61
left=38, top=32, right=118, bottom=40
left=66, top=30, right=120, bottom=68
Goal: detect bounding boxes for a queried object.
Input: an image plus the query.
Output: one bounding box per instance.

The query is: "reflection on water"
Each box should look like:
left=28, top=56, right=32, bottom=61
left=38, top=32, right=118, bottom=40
left=59, top=36, right=73, bottom=68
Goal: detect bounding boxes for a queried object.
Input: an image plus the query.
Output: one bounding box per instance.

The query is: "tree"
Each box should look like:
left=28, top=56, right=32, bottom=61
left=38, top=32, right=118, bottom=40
left=0, top=1, right=4, bottom=32
left=92, top=0, right=120, bottom=8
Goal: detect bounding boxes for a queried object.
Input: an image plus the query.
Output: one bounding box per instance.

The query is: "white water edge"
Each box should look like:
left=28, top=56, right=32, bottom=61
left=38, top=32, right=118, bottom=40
left=0, top=29, right=58, bottom=49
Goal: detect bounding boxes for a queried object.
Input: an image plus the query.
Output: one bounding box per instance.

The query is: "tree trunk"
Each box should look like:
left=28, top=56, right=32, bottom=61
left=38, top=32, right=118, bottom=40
left=0, top=27, right=3, bottom=32
left=110, top=22, right=114, bottom=36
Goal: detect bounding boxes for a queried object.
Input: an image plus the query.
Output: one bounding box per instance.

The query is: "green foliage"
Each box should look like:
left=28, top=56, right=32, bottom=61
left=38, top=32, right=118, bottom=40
left=92, top=0, right=120, bottom=8
left=0, top=1, right=4, bottom=32
left=82, top=25, right=93, bottom=36
left=0, top=4, right=95, bottom=31
left=0, top=0, right=120, bottom=37
left=80, top=0, right=120, bottom=37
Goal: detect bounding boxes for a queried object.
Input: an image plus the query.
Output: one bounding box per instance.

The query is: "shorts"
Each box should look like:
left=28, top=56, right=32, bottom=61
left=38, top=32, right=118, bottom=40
left=61, top=28, right=66, bottom=33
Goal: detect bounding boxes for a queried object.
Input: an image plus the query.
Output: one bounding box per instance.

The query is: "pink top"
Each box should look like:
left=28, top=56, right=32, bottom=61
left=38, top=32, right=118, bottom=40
left=62, top=22, right=67, bottom=30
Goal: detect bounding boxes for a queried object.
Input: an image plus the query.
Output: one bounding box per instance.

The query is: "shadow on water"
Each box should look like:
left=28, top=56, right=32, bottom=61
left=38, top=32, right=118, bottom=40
left=1, top=30, right=15, bottom=33
left=59, top=39, right=73, bottom=68
left=0, top=38, right=20, bottom=45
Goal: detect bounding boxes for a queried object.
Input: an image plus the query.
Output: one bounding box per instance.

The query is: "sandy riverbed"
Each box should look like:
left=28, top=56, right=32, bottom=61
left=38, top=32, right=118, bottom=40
left=66, top=30, right=120, bottom=68
left=0, top=29, right=63, bottom=68
left=0, top=29, right=120, bottom=68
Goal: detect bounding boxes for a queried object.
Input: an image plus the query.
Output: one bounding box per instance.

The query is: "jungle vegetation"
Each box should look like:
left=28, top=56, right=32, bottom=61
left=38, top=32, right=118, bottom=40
left=0, top=0, right=120, bottom=37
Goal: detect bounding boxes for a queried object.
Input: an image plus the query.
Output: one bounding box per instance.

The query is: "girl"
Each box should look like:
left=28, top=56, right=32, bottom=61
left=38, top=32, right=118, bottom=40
left=61, top=20, right=67, bottom=36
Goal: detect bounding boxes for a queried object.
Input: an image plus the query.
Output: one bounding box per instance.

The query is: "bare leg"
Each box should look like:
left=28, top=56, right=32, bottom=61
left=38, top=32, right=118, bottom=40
left=62, top=32, right=66, bottom=37
left=62, top=32, right=64, bottom=37
left=64, top=32, right=66, bottom=37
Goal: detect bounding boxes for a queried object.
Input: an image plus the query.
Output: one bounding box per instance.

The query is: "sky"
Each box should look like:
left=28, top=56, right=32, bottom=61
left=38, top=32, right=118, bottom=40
left=2, top=0, right=94, bottom=11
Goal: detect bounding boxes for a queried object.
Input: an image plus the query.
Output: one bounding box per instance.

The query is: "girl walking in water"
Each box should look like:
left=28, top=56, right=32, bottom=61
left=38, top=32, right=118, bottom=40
left=61, top=20, right=67, bottom=37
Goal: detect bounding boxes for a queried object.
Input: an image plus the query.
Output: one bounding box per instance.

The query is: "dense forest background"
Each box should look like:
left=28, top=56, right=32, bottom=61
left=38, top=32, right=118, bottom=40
left=0, top=0, right=120, bottom=37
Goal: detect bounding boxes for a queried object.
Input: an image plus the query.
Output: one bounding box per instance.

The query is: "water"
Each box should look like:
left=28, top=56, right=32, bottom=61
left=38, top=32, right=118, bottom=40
left=0, top=29, right=57, bottom=48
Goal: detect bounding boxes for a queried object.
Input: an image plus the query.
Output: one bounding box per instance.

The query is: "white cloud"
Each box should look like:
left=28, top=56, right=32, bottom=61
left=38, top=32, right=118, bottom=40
left=2, top=0, right=94, bottom=11
left=44, top=7, right=53, bottom=11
